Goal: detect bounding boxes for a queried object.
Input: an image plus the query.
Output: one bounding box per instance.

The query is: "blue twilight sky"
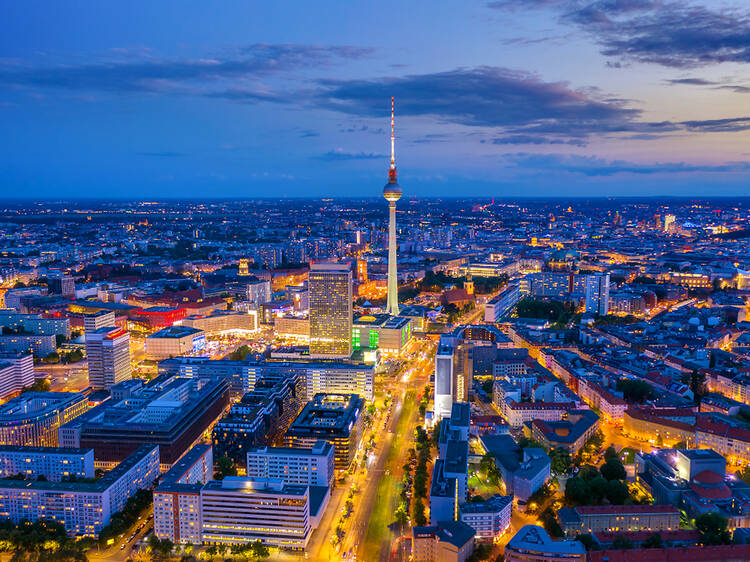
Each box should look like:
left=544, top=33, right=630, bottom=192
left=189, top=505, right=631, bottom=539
left=3, top=0, right=750, bottom=198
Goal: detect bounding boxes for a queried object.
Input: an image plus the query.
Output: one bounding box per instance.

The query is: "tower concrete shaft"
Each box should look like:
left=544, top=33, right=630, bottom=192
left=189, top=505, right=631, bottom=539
left=386, top=200, right=399, bottom=315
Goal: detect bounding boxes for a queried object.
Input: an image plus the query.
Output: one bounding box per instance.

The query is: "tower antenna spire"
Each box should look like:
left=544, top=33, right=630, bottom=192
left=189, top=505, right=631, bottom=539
left=388, top=97, right=397, bottom=183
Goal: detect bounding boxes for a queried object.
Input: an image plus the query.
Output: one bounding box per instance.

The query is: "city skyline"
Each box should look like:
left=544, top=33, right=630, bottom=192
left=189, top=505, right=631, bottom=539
left=4, top=1, right=750, bottom=197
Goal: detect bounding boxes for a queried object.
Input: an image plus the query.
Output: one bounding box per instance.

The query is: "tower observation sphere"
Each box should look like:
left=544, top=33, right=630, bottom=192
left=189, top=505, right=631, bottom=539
left=383, top=182, right=402, bottom=202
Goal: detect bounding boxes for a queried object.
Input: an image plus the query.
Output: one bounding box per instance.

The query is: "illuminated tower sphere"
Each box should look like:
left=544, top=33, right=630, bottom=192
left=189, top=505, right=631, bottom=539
left=384, top=96, right=401, bottom=316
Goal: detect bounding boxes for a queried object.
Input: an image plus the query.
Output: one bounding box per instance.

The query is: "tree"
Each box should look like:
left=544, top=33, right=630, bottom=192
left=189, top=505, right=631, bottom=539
left=588, top=476, right=608, bottom=504
left=600, top=458, right=626, bottom=481
left=603, top=446, right=618, bottom=461
left=214, top=455, right=237, bottom=480
left=612, top=535, right=633, bottom=550
left=413, top=499, right=427, bottom=526
left=550, top=447, right=571, bottom=475
left=616, top=379, right=654, bottom=403
left=695, top=513, right=731, bottom=545
left=480, top=454, right=501, bottom=485
left=642, top=533, right=663, bottom=548
left=604, top=479, right=629, bottom=505
left=395, top=503, right=409, bottom=526
left=564, top=477, right=590, bottom=505
left=518, top=436, right=545, bottom=450
left=250, top=540, right=270, bottom=560
left=575, top=534, right=597, bottom=551
left=682, top=369, right=707, bottom=403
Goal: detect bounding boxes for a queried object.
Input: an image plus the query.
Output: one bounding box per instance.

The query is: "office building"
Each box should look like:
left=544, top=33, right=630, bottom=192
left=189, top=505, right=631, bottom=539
left=200, top=477, right=324, bottom=549
left=308, top=263, right=352, bottom=359
left=285, top=393, right=363, bottom=470
left=0, top=392, right=88, bottom=446
left=180, top=310, right=258, bottom=336
left=0, top=310, right=71, bottom=338
left=557, top=504, right=680, bottom=537
left=0, top=333, right=56, bottom=357
left=434, top=326, right=513, bottom=421
left=0, top=446, right=94, bottom=481
left=246, top=279, right=271, bottom=306
left=246, top=440, right=334, bottom=487
left=145, top=325, right=205, bottom=360
left=60, top=376, right=230, bottom=468
left=352, top=313, right=412, bottom=357
left=83, top=310, right=115, bottom=333
left=85, top=326, right=131, bottom=390
left=154, top=444, right=213, bottom=545
left=505, top=525, right=585, bottom=562
left=0, top=353, right=34, bottom=398
left=484, top=284, right=521, bottom=323
left=0, top=444, right=159, bottom=537
left=412, top=520, right=475, bottom=562
left=212, top=373, right=306, bottom=465
left=459, top=494, right=512, bottom=541
left=585, top=273, right=610, bottom=315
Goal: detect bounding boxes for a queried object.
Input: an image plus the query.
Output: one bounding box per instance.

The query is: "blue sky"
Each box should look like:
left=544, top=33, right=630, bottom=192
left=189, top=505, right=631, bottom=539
left=3, top=0, right=750, bottom=197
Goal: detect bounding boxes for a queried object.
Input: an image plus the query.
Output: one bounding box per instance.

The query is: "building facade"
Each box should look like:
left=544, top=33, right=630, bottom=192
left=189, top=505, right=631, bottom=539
left=308, top=264, right=352, bottom=359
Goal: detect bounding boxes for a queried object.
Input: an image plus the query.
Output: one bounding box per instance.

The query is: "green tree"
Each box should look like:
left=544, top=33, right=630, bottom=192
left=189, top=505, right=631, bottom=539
left=214, top=455, right=237, bottom=480
left=615, top=379, right=654, bottom=403
left=681, top=369, right=708, bottom=403
left=642, top=533, right=663, bottom=548
left=604, top=480, right=629, bottom=505
left=589, top=476, right=608, bottom=504
left=695, top=513, right=731, bottom=545
left=564, top=477, right=590, bottom=505
left=395, top=503, right=409, bottom=526
left=549, top=447, right=571, bottom=475
left=250, top=539, right=270, bottom=560
left=603, top=446, right=618, bottom=461
left=600, top=458, right=627, bottom=481
left=413, top=499, right=427, bottom=526
left=612, top=535, right=633, bottom=550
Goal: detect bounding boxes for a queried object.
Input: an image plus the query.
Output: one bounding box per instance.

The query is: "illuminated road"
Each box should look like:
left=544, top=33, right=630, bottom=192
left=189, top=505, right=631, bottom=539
left=309, top=338, right=434, bottom=562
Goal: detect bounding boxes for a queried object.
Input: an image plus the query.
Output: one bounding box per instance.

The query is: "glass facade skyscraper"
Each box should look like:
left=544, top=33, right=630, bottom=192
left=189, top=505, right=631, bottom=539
left=309, top=263, right=352, bottom=358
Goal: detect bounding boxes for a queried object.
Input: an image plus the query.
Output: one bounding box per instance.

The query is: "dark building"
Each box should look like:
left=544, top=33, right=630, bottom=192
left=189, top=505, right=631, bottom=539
left=211, top=372, right=305, bottom=466
left=59, top=376, right=230, bottom=468
left=284, top=393, right=364, bottom=470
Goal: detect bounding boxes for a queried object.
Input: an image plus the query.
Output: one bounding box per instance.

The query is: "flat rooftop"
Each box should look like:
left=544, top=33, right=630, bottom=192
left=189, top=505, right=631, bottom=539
left=148, top=325, right=203, bottom=339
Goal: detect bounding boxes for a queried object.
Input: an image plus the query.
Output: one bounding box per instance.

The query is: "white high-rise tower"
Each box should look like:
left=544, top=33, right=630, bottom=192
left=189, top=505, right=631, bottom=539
left=383, top=96, right=401, bottom=316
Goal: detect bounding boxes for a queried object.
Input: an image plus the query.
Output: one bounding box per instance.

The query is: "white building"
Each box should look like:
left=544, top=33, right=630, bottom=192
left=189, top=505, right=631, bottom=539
left=459, top=495, right=512, bottom=541
left=0, top=446, right=94, bottom=481
left=145, top=325, right=205, bottom=361
left=200, top=478, right=313, bottom=549
left=247, top=441, right=334, bottom=488
left=484, top=284, right=521, bottom=323
left=0, top=353, right=34, bottom=399
left=86, top=327, right=131, bottom=389
left=153, top=444, right=213, bottom=545
left=0, top=444, right=158, bottom=536
left=83, top=310, right=115, bottom=334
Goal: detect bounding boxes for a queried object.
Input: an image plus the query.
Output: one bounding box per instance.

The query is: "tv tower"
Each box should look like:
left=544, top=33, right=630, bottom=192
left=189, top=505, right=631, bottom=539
left=383, top=96, right=402, bottom=316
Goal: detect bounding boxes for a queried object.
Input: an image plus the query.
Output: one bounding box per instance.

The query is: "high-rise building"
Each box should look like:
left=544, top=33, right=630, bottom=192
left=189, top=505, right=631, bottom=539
left=85, top=326, right=131, bottom=389
left=308, top=263, right=352, bottom=358
left=383, top=96, right=402, bottom=316
left=83, top=310, right=115, bottom=334
left=584, top=273, right=610, bottom=316
left=664, top=213, right=676, bottom=232
left=238, top=258, right=250, bottom=276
